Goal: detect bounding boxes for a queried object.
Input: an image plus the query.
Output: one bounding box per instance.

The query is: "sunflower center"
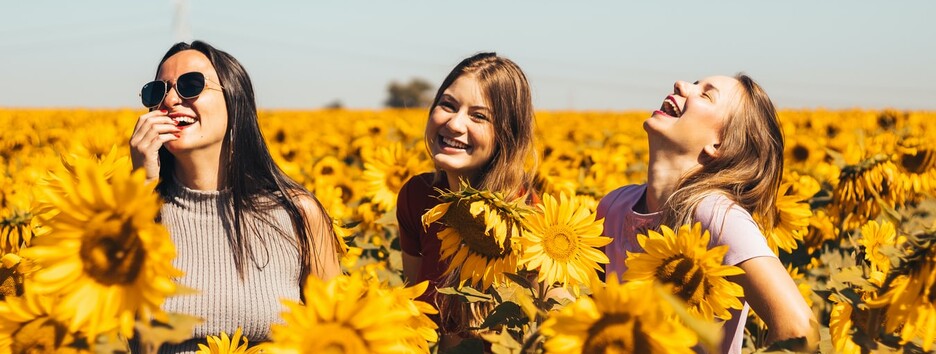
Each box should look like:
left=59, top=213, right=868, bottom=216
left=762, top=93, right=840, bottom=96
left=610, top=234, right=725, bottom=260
left=79, top=216, right=146, bottom=286
left=11, top=317, right=69, bottom=354
left=444, top=201, right=510, bottom=259
left=321, top=166, right=335, bottom=175
left=656, top=255, right=708, bottom=304
left=543, top=225, right=578, bottom=262
left=792, top=145, right=810, bottom=162
left=314, top=323, right=369, bottom=354
left=385, top=167, right=407, bottom=194
left=900, top=149, right=935, bottom=174
left=582, top=313, right=651, bottom=353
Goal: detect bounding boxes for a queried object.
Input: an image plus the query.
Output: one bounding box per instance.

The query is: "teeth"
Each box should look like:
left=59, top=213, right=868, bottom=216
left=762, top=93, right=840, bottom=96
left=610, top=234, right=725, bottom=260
left=662, top=100, right=682, bottom=117
left=441, top=137, right=469, bottom=149
left=173, top=117, right=196, bottom=124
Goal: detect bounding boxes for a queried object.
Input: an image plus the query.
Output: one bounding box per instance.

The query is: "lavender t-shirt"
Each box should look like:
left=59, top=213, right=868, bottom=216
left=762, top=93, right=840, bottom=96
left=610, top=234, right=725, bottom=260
left=596, top=184, right=776, bottom=354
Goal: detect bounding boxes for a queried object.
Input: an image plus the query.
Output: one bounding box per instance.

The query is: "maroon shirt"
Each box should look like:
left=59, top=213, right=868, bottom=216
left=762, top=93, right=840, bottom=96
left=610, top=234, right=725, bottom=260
left=397, top=172, right=449, bottom=306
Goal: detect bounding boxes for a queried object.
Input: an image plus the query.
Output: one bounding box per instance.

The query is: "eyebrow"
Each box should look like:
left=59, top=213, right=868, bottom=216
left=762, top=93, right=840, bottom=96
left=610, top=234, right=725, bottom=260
left=694, top=81, right=720, bottom=97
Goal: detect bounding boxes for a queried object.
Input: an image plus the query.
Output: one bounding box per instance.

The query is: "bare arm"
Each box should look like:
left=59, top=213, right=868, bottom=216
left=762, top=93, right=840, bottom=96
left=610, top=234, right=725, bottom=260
left=297, top=195, right=341, bottom=281
left=401, top=251, right=422, bottom=285
left=730, top=256, right=819, bottom=351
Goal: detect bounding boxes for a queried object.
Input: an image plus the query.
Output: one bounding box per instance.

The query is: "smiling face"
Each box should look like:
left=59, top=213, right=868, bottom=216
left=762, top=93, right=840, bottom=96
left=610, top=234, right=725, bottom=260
left=155, top=50, right=228, bottom=156
left=644, top=75, right=742, bottom=156
left=426, top=74, right=497, bottom=182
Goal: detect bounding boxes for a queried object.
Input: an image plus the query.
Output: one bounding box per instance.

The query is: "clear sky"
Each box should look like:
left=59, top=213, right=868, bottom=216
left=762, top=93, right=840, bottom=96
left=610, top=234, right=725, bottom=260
left=1, top=1, right=933, bottom=110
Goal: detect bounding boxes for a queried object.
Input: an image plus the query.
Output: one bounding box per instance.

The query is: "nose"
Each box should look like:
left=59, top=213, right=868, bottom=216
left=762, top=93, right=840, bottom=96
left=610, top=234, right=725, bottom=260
left=673, top=80, right=698, bottom=97
left=160, top=84, right=183, bottom=109
left=444, top=111, right=468, bottom=134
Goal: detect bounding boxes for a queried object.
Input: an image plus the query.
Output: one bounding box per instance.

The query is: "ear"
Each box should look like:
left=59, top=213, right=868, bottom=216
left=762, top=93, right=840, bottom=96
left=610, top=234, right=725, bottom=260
left=702, top=143, right=721, bottom=161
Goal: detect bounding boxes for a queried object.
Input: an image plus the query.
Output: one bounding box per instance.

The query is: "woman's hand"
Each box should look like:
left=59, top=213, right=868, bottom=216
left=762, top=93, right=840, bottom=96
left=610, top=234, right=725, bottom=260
left=129, top=110, right=179, bottom=184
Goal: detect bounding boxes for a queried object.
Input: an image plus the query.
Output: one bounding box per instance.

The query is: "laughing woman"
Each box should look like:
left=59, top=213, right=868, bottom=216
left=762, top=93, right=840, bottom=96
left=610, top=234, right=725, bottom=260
left=396, top=52, right=538, bottom=349
left=129, top=41, right=341, bottom=352
left=597, top=75, right=819, bottom=353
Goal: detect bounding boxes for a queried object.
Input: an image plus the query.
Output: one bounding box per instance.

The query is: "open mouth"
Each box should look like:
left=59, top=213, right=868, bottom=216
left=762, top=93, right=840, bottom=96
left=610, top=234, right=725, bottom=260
left=172, top=116, right=197, bottom=127
left=439, top=135, right=471, bottom=150
left=660, top=97, right=682, bottom=118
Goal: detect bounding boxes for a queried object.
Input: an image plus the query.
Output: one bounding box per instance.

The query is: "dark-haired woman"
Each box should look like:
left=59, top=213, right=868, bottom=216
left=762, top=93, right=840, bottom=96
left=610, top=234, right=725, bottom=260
left=129, top=41, right=341, bottom=352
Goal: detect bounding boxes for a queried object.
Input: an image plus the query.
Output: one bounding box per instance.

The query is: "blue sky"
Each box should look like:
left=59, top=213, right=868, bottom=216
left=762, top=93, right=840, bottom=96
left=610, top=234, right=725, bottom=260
left=1, top=1, right=933, bottom=110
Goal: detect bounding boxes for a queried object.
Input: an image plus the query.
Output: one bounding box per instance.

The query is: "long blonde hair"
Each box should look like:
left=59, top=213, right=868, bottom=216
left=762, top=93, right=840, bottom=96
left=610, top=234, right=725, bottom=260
left=426, top=52, right=538, bottom=197
left=660, top=74, right=784, bottom=231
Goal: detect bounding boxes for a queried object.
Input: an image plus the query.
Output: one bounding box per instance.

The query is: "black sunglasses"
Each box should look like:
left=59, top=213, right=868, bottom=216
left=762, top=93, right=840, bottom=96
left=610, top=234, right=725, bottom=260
left=140, top=71, right=224, bottom=108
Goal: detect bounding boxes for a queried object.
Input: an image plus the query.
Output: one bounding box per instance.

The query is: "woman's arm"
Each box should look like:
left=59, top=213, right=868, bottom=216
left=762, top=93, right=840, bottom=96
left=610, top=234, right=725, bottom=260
left=730, top=256, right=819, bottom=351
left=297, top=195, right=341, bottom=281
left=401, top=252, right=422, bottom=284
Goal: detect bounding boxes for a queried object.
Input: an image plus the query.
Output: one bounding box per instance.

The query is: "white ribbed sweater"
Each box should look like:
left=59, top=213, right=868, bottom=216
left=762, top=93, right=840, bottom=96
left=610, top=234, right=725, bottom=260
left=141, top=181, right=301, bottom=353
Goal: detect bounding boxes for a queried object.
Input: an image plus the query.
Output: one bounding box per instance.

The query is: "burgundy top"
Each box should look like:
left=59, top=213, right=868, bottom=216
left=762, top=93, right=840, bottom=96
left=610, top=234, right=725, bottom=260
left=397, top=172, right=449, bottom=306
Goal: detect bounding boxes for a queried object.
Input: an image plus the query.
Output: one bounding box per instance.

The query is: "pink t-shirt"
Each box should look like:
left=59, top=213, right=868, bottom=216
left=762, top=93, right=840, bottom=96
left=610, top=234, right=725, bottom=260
left=596, top=184, right=776, bottom=354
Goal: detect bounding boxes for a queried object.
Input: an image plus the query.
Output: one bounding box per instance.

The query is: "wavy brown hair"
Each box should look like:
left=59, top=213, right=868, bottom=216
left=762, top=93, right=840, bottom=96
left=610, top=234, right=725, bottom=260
left=428, top=52, right=538, bottom=345
left=426, top=52, right=538, bottom=198
left=660, top=74, right=785, bottom=232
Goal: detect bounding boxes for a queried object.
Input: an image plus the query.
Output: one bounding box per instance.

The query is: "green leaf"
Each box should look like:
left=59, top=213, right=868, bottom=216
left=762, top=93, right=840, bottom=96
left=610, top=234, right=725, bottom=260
left=134, top=312, right=203, bottom=352
left=478, top=301, right=526, bottom=329
left=437, top=286, right=493, bottom=303
left=480, top=330, right=522, bottom=354
left=502, top=272, right=534, bottom=290
left=444, top=338, right=485, bottom=354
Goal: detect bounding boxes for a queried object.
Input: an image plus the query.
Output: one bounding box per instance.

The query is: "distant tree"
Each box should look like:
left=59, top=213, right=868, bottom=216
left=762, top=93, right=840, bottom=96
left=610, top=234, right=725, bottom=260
left=384, top=78, right=434, bottom=108
left=324, top=99, right=344, bottom=109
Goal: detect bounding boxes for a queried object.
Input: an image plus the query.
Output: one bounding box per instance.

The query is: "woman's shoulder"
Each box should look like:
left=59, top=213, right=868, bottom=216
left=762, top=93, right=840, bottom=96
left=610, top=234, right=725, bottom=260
left=694, top=193, right=753, bottom=222
left=399, top=172, right=442, bottom=198
left=597, top=184, right=646, bottom=215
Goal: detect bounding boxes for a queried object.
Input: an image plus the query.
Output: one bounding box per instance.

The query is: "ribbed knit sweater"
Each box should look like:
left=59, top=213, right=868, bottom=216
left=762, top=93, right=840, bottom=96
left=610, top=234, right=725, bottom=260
left=136, top=180, right=302, bottom=353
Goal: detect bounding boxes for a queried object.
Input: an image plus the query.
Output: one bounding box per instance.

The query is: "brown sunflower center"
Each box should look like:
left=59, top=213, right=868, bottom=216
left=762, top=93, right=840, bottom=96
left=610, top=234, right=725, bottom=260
left=792, top=144, right=810, bottom=162
left=11, top=317, right=71, bottom=354
left=656, top=255, right=708, bottom=304
left=315, top=323, right=369, bottom=354
left=582, top=313, right=651, bottom=353
left=385, top=168, right=408, bottom=194
left=900, top=149, right=935, bottom=174
left=543, top=225, right=578, bottom=262
left=320, top=165, right=335, bottom=176
left=444, top=201, right=511, bottom=259
left=79, top=216, right=146, bottom=286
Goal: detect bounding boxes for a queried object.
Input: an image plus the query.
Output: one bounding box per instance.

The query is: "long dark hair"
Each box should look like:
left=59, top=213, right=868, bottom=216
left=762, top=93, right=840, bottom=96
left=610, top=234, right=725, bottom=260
left=154, top=41, right=336, bottom=289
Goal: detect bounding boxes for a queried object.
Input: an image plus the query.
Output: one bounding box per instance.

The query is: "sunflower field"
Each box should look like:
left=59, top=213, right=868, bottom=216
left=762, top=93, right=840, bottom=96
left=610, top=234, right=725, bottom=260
left=1, top=108, right=935, bottom=353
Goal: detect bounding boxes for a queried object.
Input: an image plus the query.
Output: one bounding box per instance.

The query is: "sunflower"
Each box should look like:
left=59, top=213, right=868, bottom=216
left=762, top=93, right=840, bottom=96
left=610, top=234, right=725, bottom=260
left=422, top=183, right=531, bottom=290
left=858, top=220, right=902, bottom=275
left=197, top=328, right=262, bottom=354
left=0, top=291, right=88, bottom=354
left=19, top=156, right=181, bottom=339
left=759, top=183, right=810, bottom=255
left=894, top=137, right=936, bottom=198
left=540, top=277, right=697, bottom=353
left=868, top=263, right=936, bottom=351
left=519, top=192, right=611, bottom=292
left=831, top=155, right=902, bottom=230
left=623, top=223, right=745, bottom=321
left=828, top=295, right=862, bottom=354
left=261, top=272, right=436, bottom=353
left=361, top=142, right=431, bottom=212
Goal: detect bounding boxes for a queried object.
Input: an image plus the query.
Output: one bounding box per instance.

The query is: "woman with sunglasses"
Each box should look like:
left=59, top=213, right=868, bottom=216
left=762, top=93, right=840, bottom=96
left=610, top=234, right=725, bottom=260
left=129, top=40, right=341, bottom=352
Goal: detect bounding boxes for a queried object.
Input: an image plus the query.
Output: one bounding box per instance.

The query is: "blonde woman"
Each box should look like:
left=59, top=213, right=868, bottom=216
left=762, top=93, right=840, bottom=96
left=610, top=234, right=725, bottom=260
left=597, top=75, right=818, bottom=353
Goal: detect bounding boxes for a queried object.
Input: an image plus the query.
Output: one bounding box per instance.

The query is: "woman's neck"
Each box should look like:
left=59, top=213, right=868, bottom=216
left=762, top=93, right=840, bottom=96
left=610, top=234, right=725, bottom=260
left=173, top=149, right=227, bottom=191
left=644, top=150, right=700, bottom=213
